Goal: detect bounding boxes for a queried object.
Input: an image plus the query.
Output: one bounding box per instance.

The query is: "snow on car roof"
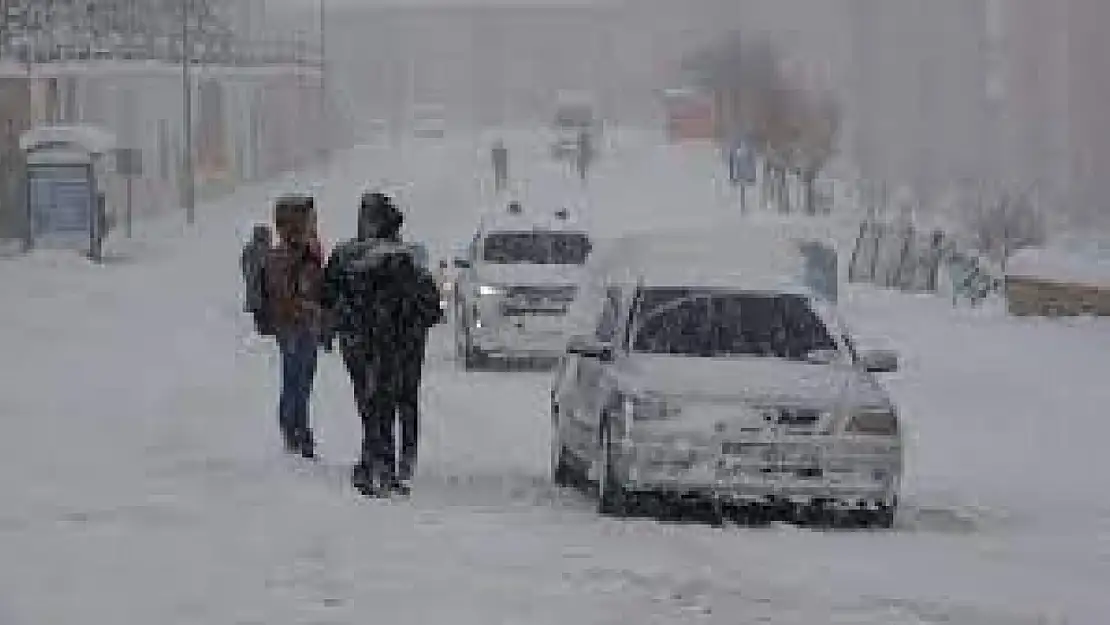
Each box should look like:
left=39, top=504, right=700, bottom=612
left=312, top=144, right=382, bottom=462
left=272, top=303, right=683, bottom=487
left=594, top=225, right=820, bottom=294
left=480, top=199, right=588, bottom=233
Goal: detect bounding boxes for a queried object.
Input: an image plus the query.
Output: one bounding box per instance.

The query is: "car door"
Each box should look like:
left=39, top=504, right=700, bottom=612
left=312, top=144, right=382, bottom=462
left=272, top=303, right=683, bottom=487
left=565, top=286, right=626, bottom=461
left=456, top=232, right=482, bottom=312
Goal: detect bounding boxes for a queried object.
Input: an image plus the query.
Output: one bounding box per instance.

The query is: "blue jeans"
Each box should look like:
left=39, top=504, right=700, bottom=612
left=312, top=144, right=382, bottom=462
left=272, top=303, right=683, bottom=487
left=278, top=327, right=319, bottom=439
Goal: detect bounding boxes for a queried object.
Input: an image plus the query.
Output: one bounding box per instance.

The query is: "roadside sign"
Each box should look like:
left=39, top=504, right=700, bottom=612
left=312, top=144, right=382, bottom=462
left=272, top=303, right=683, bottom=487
left=115, top=147, right=143, bottom=178
left=799, top=240, right=839, bottom=302
left=729, top=139, right=757, bottom=185
left=115, top=147, right=143, bottom=238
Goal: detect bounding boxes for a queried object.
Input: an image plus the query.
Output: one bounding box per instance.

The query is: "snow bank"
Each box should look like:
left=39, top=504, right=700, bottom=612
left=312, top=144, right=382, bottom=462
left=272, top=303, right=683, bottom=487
left=1006, top=244, right=1110, bottom=287
left=4, top=130, right=1110, bottom=625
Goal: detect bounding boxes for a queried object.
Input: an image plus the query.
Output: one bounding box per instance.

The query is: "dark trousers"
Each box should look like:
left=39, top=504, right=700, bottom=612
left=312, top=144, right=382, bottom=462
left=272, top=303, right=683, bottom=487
left=278, top=327, right=319, bottom=442
left=341, top=340, right=372, bottom=424
left=343, top=336, right=426, bottom=481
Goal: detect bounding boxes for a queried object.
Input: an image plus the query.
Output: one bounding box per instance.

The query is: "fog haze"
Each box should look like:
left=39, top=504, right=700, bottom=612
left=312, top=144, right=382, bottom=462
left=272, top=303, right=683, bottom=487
left=257, top=0, right=1110, bottom=226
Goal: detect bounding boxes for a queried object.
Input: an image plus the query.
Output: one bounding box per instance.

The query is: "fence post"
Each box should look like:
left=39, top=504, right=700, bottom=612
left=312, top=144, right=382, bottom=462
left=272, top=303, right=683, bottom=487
left=925, top=230, right=945, bottom=292
left=848, top=220, right=867, bottom=283
left=869, top=221, right=883, bottom=284
left=893, top=223, right=915, bottom=290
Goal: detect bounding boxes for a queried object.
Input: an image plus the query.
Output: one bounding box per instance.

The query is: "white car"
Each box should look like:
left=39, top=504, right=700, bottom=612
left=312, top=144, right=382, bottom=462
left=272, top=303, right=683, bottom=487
left=550, top=227, right=903, bottom=527
left=452, top=202, right=593, bottom=369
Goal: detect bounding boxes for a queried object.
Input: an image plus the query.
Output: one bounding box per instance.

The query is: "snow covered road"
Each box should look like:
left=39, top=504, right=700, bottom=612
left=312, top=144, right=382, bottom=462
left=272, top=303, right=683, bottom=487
left=2, top=130, right=1108, bottom=624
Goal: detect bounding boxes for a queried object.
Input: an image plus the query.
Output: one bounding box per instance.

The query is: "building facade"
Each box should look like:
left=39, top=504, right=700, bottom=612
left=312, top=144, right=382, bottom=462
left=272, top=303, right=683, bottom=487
left=999, top=0, right=1110, bottom=226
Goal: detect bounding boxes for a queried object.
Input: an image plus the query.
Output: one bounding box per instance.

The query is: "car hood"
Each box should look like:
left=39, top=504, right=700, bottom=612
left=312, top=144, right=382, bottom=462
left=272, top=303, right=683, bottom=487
left=473, top=263, right=583, bottom=287
left=617, top=354, right=891, bottom=410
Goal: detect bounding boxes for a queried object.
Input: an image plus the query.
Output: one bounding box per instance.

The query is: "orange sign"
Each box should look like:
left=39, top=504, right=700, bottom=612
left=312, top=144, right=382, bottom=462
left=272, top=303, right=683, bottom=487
left=665, top=91, right=716, bottom=142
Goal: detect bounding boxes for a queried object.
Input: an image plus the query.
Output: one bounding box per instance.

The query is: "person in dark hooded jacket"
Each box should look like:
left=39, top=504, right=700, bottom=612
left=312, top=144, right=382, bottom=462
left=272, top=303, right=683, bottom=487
left=322, top=192, right=443, bottom=495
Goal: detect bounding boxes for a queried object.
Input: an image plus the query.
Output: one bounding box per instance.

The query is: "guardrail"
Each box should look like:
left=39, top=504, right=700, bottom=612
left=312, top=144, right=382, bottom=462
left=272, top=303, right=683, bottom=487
left=847, top=217, right=1001, bottom=306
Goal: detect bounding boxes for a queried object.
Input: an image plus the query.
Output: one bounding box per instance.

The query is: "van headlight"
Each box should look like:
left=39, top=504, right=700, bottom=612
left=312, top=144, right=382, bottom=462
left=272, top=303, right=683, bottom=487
left=478, top=284, right=507, bottom=297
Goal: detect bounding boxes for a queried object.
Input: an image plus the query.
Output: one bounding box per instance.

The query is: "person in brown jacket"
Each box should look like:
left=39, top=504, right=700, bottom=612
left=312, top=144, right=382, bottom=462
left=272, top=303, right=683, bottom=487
left=265, top=194, right=325, bottom=458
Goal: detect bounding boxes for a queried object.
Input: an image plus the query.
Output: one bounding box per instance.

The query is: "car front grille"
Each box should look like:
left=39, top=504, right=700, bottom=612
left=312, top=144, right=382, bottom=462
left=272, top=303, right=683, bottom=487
left=501, top=305, right=566, bottom=316
left=505, top=285, right=577, bottom=302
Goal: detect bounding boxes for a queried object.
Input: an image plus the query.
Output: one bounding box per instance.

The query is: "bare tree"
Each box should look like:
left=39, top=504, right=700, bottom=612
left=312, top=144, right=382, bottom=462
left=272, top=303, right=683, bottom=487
left=682, top=31, right=782, bottom=145
left=682, top=31, right=842, bottom=215
left=793, top=89, right=840, bottom=214
left=968, top=191, right=1046, bottom=270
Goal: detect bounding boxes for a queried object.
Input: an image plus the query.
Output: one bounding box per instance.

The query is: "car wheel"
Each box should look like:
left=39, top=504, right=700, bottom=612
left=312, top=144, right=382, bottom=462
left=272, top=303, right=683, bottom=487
left=462, top=339, right=487, bottom=371
left=870, top=496, right=898, bottom=529
left=597, top=417, right=632, bottom=516
left=550, top=405, right=577, bottom=487
left=454, top=324, right=469, bottom=362
left=455, top=312, right=486, bottom=370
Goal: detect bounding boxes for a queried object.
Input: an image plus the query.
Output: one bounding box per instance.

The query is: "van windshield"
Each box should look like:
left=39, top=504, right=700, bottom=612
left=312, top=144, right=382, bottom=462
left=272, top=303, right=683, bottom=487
left=631, top=288, right=836, bottom=360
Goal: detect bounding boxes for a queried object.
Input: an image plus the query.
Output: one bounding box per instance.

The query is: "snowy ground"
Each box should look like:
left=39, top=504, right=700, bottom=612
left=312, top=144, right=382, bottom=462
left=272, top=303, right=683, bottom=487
left=2, top=129, right=1109, bottom=624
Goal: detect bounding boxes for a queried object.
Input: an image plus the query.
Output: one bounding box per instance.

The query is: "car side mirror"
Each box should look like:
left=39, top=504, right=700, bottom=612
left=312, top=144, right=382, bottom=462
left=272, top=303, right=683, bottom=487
left=453, top=257, right=471, bottom=269
left=566, top=335, right=613, bottom=362
left=858, top=349, right=899, bottom=373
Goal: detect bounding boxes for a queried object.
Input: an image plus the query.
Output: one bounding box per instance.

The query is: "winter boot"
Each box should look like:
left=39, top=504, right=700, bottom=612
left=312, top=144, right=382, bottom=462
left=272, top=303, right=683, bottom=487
left=394, top=459, right=415, bottom=494
left=352, top=457, right=391, bottom=497
left=281, top=426, right=301, bottom=455
left=296, top=428, right=316, bottom=460
left=351, top=461, right=375, bottom=496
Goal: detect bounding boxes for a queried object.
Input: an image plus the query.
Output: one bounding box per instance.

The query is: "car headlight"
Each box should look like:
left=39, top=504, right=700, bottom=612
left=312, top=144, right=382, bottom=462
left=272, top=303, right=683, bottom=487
left=477, top=284, right=507, bottom=297
left=622, top=392, right=682, bottom=422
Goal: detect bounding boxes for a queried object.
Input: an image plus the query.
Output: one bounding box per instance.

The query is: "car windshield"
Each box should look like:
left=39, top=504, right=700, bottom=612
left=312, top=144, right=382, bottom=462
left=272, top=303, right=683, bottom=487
left=631, top=288, right=837, bottom=360
left=482, top=231, right=592, bottom=265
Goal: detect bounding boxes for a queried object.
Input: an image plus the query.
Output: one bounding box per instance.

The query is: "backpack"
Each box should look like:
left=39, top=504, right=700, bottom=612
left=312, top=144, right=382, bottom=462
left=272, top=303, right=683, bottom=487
left=241, top=241, right=267, bottom=312
left=260, top=262, right=279, bottom=335
left=330, top=242, right=440, bottom=346
left=240, top=240, right=277, bottom=336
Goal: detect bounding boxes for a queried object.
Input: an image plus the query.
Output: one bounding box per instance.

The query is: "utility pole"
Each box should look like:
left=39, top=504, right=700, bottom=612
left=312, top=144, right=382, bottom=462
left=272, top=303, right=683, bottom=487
left=317, top=0, right=328, bottom=161
left=181, top=0, right=195, bottom=224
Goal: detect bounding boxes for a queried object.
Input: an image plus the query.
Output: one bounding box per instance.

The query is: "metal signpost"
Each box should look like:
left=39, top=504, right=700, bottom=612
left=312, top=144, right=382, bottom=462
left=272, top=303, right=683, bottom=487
left=729, top=137, right=757, bottom=212
left=115, top=147, right=142, bottom=238
left=181, top=0, right=195, bottom=225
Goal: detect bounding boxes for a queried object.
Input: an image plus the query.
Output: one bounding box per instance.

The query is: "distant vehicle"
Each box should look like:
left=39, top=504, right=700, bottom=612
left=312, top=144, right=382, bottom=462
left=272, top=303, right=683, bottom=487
left=550, top=226, right=903, bottom=527
left=412, top=104, right=446, bottom=139
left=551, top=96, right=602, bottom=159
left=662, top=87, right=716, bottom=143
left=452, top=201, right=593, bottom=369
